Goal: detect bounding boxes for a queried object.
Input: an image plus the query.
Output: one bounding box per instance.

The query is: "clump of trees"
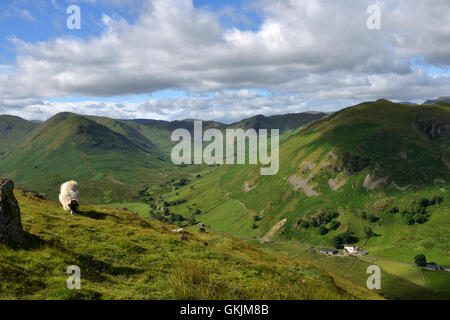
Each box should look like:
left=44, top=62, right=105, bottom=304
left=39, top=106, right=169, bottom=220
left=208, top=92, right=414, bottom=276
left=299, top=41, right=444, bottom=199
left=296, top=209, right=340, bottom=236
left=400, top=195, right=442, bottom=225
left=414, top=254, right=427, bottom=267
left=174, top=178, right=189, bottom=186
left=318, top=225, right=328, bottom=235
left=360, top=194, right=444, bottom=226
left=149, top=208, right=200, bottom=227
left=329, top=220, right=341, bottom=231
left=364, top=226, right=375, bottom=238
left=163, top=199, right=187, bottom=207
left=333, top=231, right=358, bottom=249
left=361, top=211, right=380, bottom=223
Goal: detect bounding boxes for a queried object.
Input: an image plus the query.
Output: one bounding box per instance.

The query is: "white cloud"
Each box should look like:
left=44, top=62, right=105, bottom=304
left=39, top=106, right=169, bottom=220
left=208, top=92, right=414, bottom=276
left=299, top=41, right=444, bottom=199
left=0, top=90, right=318, bottom=123
left=0, top=0, right=449, bottom=120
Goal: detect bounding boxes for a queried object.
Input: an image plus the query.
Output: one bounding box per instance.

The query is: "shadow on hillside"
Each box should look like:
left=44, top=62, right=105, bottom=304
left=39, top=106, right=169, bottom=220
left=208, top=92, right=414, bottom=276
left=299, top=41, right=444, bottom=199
left=76, top=210, right=108, bottom=220
left=5, top=232, right=46, bottom=250
left=4, top=232, right=145, bottom=282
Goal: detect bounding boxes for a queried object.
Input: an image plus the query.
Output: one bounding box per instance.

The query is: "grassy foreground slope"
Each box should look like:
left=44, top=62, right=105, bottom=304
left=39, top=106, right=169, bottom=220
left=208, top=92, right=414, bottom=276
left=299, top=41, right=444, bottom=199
left=0, top=189, right=379, bottom=300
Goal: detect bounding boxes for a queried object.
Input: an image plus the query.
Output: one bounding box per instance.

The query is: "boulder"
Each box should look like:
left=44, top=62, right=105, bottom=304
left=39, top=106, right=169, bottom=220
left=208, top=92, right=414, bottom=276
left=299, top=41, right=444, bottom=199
left=0, top=179, right=25, bottom=245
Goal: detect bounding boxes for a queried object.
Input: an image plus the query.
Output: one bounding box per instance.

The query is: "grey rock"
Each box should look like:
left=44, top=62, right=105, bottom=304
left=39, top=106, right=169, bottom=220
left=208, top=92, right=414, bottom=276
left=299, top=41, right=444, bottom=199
left=415, top=119, right=450, bottom=140
left=0, top=179, right=25, bottom=245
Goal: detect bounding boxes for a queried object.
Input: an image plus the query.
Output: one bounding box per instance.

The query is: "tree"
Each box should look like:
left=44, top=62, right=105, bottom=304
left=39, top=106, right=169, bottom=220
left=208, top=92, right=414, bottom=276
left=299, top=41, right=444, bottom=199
left=364, top=226, right=375, bottom=238
left=318, top=225, right=328, bottom=235
left=333, top=231, right=358, bottom=249
left=414, top=213, right=429, bottom=224
left=414, top=254, right=427, bottom=267
left=405, top=214, right=415, bottom=225
left=329, top=220, right=341, bottom=231
left=333, top=236, right=344, bottom=249
left=300, top=219, right=310, bottom=229
left=389, top=207, right=399, bottom=214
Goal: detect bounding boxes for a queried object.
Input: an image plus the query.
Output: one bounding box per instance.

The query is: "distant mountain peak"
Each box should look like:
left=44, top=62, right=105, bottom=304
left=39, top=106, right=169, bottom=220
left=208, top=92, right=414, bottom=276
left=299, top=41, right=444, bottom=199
left=423, top=97, right=450, bottom=105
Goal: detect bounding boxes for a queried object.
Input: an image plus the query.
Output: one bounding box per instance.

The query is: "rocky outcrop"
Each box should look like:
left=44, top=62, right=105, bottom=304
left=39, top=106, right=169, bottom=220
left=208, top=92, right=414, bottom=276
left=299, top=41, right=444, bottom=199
left=288, top=174, right=320, bottom=197
left=363, top=174, right=388, bottom=191
left=415, top=119, right=450, bottom=140
left=0, top=179, right=25, bottom=245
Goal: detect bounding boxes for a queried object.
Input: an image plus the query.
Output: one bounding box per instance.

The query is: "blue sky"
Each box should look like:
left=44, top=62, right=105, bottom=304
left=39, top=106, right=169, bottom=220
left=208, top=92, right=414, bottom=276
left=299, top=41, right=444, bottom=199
left=0, top=0, right=265, bottom=109
left=0, top=0, right=449, bottom=122
left=0, top=0, right=261, bottom=62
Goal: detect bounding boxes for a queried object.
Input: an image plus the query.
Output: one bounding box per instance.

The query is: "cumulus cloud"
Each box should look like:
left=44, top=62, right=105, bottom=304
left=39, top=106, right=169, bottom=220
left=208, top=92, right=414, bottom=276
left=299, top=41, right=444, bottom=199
left=0, top=90, right=317, bottom=123
left=0, top=0, right=449, bottom=120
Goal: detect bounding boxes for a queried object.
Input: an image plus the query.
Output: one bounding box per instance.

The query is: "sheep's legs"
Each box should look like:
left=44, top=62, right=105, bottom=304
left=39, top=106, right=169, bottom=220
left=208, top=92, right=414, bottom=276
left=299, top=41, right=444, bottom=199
left=70, top=210, right=74, bottom=215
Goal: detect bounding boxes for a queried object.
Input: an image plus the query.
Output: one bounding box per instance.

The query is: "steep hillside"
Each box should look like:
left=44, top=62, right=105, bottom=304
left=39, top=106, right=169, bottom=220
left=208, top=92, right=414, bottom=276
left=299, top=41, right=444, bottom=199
left=0, top=112, right=325, bottom=203
left=0, top=189, right=375, bottom=300
left=159, top=101, right=450, bottom=269
left=0, top=115, right=39, bottom=150
left=229, top=113, right=326, bottom=132
left=423, top=96, right=450, bottom=104
left=0, top=113, right=172, bottom=203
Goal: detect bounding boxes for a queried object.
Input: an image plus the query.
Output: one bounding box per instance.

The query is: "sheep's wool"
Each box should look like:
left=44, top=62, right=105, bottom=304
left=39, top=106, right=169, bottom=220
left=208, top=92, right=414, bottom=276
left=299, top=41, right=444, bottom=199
left=59, top=180, right=80, bottom=211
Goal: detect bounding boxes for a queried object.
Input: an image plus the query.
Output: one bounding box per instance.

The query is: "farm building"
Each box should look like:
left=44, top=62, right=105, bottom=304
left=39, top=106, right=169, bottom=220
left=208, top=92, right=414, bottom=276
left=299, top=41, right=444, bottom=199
left=344, top=245, right=359, bottom=253
left=320, top=248, right=338, bottom=255
left=343, top=245, right=368, bottom=256
left=425, top=264, right=442, bottom=271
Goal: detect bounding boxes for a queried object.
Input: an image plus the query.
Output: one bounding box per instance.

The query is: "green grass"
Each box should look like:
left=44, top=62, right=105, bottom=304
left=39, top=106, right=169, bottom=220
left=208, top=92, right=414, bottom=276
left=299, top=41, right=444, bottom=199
left=248, top=240, right=447, bottom=300
left=104, top=202, right=151, bottom=218
left=423, top=270, right=450, bottom=298
left=199, top=200, right=260, bottom=238
left=151, top=101, right=450, bottom=299
left=0, top=190, right=366, bottom=300
left=2, top=101, right=449, bottom=300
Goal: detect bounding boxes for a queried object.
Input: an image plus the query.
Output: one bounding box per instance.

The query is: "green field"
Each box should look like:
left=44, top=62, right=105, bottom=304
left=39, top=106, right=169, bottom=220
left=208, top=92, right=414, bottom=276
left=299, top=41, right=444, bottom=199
left=199, top=199, right=261, bottom=238
left=1, top=101, right=449, bottom=300
left=247, top=240, right=449, bottom=300
left=423, top=270, right=450, bottom=298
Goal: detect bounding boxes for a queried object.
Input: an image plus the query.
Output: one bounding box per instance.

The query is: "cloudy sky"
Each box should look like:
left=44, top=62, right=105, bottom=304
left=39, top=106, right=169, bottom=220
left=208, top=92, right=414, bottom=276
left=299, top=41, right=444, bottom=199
left=0, top=0, right=449, bottom=123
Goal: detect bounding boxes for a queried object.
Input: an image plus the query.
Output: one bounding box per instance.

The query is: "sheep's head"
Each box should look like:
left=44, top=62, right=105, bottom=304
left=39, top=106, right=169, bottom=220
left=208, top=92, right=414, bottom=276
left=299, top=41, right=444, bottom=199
left=69, top=199, right=79, bottom=213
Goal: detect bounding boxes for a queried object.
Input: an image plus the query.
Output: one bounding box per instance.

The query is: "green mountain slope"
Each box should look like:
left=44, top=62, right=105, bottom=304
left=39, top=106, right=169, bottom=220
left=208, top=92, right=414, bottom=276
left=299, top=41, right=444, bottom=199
left=0, top=112, right=325, bottom=203
left=0, top=115, right=39, bottom=151
left=423, top=96, right=450, bottom=104
left=229, top=113, right=326, bottom=132
left=159, top=100, right=450, bottom=277
left=0, top=113, right=172, bottom=203
left=0, top=189, right=377, bottom=300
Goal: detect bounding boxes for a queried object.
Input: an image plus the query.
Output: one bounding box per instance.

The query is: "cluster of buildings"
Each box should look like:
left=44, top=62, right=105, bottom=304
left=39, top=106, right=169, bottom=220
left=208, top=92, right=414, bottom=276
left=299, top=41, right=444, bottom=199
left=319, top=245, right=367, bottom=256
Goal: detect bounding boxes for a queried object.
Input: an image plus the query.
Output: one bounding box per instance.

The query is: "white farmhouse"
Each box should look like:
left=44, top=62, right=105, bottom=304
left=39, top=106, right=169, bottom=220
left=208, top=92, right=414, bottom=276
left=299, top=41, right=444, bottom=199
left=344, top=245, right=359, bottom=254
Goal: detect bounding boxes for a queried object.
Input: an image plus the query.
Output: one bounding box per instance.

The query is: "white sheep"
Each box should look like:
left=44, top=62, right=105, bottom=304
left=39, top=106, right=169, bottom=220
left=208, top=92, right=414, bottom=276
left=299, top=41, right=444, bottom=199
left=59, top=180, right=80, bottom=215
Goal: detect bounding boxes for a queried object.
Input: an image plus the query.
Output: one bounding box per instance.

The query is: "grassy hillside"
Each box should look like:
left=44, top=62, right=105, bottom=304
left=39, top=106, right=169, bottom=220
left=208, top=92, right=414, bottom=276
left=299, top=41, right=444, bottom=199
left=155, top=100, right=449, bottom=274
left=0, top=113, right=176, bottom=203
left=0, top=112, right=325, bottom=204
left=0, top=115, right=39, bottom=150
left=0, top=189, right=378, bottom=300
